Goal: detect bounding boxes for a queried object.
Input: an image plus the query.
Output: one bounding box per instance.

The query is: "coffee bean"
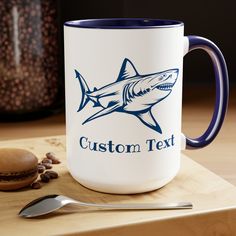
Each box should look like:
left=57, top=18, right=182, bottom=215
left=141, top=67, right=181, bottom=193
left=31, top=181, right=41, bottom=189
left=0, top=1, right=60, bottom=114
left=42, top=158, right=52, bottom=164
left=46, top=152, right=61, bottom=164
left=40, top=173, right=50, bottom=183
left=45, top=152, right=56, bottom=160
left=52, top=159, right=61, bottom=164
left=45, top=170, right=58, bottom=179
left=37, top=164, right=46, bottom=173
left=42, top=163, right=52, bottom=169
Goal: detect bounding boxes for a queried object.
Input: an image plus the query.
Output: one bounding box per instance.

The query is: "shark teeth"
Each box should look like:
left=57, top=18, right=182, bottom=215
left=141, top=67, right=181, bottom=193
left=157, top=83, right=174, bottom=91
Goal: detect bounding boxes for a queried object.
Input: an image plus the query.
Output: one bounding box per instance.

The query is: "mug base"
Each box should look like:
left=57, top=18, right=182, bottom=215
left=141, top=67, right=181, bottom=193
left=71, top=174, right=177, bottom=194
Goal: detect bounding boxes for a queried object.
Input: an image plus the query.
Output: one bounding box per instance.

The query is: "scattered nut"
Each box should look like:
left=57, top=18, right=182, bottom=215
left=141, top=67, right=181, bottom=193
left=46, top=152, right=55, bottom=159
left=42, top=158, right=52, bottom=164
left=45, top=170, right=58, bottom=179
left=37, top=164, right=46, bottom=173
left=31, top=181, right=41, bottom=189
left=42, top=163, right=52, bottom=169
left=46, top=152, right=61, bottom=164
left=40, top=173, right=50, bottom=183
left=52, top=159, right=61, bottom=164
left=33, top=152, right=61, bottom=189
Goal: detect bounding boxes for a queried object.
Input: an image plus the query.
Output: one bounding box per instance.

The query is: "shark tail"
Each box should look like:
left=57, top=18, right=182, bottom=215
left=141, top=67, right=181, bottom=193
left=75, top=70, right=91, bottom=111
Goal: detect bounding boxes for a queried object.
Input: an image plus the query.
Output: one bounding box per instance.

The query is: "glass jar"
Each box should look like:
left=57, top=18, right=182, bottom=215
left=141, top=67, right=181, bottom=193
left=0, top=0, right=63, bottom=120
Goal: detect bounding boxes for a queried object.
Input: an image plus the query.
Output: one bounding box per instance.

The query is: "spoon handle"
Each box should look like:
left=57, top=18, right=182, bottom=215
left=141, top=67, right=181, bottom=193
left=75, top=201, right=193, bottom=210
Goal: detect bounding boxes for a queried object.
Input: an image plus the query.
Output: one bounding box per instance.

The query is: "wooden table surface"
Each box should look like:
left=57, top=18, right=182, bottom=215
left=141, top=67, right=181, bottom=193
left=0, top=86, right=235, bottom=187
left=1, top=136, right=236, bottom=236
left=0, top=86, right=235, bottom=235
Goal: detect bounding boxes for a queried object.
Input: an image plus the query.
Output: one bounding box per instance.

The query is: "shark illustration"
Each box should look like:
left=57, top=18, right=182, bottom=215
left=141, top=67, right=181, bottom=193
left=75, top=58, right=178, bottom=134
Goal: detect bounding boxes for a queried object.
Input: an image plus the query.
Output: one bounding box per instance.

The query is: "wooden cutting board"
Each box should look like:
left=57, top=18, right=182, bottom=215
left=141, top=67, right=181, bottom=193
left=0, top=135, right=236, bottom=236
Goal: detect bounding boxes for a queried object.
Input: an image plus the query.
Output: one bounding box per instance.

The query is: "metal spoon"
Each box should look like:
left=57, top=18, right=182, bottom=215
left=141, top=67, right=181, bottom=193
left=19, top=194, right=193, bottom=218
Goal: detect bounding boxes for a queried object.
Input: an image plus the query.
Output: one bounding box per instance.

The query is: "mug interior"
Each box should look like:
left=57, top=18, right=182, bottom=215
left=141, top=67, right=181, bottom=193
left=64, top=18, right=184, bottom=29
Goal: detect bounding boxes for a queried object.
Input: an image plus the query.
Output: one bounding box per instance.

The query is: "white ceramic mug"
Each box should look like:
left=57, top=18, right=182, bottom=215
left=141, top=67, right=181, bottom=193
left=64, top=18, right=229, bottom=194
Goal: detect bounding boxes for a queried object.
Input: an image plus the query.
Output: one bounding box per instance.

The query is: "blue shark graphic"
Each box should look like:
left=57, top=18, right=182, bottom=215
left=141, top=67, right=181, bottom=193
left=75, top=58, right=178, bottom=134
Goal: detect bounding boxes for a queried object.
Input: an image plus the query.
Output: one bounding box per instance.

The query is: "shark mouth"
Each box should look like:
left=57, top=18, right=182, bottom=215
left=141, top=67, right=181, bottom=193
left=156, top=83, right=174, bottom=91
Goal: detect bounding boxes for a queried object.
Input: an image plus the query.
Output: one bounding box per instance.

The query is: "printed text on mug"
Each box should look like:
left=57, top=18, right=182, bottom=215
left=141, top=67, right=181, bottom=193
left=79, top=134, right=175, bottom=154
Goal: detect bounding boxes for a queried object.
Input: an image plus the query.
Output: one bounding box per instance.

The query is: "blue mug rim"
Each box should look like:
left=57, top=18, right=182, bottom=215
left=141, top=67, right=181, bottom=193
left=64, top=18, right=184, bottom=29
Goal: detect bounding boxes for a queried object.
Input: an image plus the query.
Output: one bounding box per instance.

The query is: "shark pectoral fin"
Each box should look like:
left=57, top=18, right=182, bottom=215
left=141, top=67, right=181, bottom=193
left=82, top=103, right=121, bottom=125
left=135, top=110, right=162, bottom=134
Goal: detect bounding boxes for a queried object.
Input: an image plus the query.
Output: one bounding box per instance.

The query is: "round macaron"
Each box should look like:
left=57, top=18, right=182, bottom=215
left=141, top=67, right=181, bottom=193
left=0, top=148, right=38, bottom=190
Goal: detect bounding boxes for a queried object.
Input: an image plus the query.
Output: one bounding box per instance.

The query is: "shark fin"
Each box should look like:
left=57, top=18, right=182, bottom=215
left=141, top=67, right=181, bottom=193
left=75, top=70, right=91, bottom=112
left=82, top=103, right=121, bottom=125
left=116, top=58, right=139, bottom=81
left=135, top=110, right=162, bottom=134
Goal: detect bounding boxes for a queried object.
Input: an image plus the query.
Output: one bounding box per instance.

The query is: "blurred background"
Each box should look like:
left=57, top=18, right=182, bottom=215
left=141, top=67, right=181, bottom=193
left=60, top=0, right=235, bottom=88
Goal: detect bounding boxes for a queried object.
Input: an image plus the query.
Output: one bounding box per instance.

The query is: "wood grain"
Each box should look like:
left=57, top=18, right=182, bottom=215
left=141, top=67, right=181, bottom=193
left=0, top=136, right=236, bottom=235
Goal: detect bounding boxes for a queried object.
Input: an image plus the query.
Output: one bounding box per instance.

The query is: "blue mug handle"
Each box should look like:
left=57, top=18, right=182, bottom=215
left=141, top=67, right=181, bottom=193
left=184, top=36, right=229, bottom=149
